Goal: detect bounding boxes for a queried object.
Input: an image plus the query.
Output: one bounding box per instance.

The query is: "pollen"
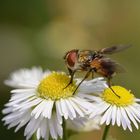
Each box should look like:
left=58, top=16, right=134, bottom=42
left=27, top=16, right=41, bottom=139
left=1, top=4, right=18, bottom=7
left=37, top=72, right=77, bottom=100
left=101, top=86, right=135, bottom=106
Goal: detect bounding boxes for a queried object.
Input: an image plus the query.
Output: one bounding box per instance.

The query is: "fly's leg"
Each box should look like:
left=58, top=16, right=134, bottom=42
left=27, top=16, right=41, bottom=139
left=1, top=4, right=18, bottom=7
left=91, top=71, right=94, bottom=79
left=107, top=77, right=120, bottom=98
left=64, top=69, right=75, bottom=89
left=73, top=69, right=92, bottom=95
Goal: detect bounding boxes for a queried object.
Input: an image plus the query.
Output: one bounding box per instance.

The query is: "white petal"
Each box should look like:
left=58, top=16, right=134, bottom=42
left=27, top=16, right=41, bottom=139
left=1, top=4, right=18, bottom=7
left=106, top=106, right=113, bottom=125
left=63, top=99, right=74, bottom=120
left=100, top=105, right=112, bottom=125
left=24, top=117, right=42, bottom=139
left=10, top=93, right=35, bottom=104
left=32, top=101, right=46, bottom=119
left=7, top=119, right=21, bottom=129
left=68, top=98, right=84, bottom=117
left=77, top=93, right=102, bottom=102
left=129, top=105, right=140, bottom=119
left=11, top=89, right=35, bottom=94
left=5, top=67, right=45, bottom=88
left=15, top=112, right=31, bottom=132
left=49, top=115, right=57, bottom=139
left=65, top=99, right=76, bottom=118
left=40, top=100, right=54, bottom=119
left=54, top=115, right=63, bottom=138
left=111, top=105, right=117, bottom=125
left=71, top=97, right=93, bottom=111
left=55, top=101, right=63, bottom=124
left=120, top=107, right=132, bottom=131
left=126, top=106, right=140, bottom=123
left=17, top=98, right=42, bottom=111
left=56, top=101, right=63, bottom=116
left=119, top=109, right=127, bottom=130
left=60, top=99, right=68, bottom=119
left=116, top=107, right=121, bottom=126
left=78, top=77, right=107, bottom=94
left=90, top=102, right=110, bottom=118
left=40, top=119, right=47, bottom=138
left=2, top=107, right=13, bottom=114
left=135, top=98, right=140, bottom=102
left=5, top=96, right=36, bottom=108
left=2, top=111, right=25, bottom=122
left=36, top=128, right=41, bottom=140
left=124, top=107, right=139, bottom=129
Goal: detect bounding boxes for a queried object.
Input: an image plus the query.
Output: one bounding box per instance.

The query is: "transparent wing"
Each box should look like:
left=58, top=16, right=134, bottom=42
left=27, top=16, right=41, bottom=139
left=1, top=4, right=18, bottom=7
left=99, top=44, right=131, bottom=54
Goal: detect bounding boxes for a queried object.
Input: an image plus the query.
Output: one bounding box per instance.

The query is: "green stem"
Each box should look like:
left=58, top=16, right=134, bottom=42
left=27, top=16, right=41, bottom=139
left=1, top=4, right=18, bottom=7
left=32, top=134, right=37, bottom=140
left=62, top=117, right=67, bottom=140
left=102, top=125, right=110, bottom=140
left=49, top=136, right=53, bottom=140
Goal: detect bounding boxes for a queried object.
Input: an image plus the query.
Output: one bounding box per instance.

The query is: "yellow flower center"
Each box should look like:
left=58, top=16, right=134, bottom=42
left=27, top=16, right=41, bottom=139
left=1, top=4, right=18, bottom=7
left=37, top=72, right=76, bottom=100
left=101, top=86, right=135, bottom=106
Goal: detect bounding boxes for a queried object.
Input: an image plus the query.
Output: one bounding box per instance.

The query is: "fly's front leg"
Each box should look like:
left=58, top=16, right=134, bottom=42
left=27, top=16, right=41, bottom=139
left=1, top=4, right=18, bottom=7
left=64, top=68, right=75, bottom=89
left=73, top=69, right=92, bottom=94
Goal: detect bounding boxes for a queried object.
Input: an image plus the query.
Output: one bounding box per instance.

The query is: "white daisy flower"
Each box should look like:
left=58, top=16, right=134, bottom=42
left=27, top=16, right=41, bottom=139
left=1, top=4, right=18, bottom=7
left=2, top=67, right=107, bottom=140
left=67, top=116, right=101, bottom=132
left=89, top=86, right=140, bottom=132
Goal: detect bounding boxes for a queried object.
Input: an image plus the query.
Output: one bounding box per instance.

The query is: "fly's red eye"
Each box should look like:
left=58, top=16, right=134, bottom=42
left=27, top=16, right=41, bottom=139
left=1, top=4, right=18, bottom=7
left=66, top=51, right=77, bottom=67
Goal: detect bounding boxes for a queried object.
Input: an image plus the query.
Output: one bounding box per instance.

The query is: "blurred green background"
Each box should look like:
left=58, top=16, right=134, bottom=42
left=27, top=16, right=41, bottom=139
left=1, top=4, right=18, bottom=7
left=0, top=0, right=140, bottom=140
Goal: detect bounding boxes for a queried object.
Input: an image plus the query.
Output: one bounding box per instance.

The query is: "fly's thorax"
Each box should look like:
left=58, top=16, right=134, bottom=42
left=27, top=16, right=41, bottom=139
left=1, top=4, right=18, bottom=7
left=78, top=50, right=96, bottom=63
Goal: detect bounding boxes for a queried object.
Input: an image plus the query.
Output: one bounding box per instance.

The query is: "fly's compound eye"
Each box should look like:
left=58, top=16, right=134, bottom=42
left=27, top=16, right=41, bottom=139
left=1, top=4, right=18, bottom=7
left=65, top=50, right=78, bottom=67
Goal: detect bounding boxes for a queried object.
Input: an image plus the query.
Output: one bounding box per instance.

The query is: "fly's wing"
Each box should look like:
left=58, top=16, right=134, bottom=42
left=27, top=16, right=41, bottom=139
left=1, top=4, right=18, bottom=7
left=99, top=44, right=131, bottom=54
left=101, top=57, right=126, bottom=74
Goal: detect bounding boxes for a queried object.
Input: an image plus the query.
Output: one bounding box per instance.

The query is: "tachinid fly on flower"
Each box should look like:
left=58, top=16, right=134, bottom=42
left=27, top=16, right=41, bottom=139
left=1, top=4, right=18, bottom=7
left=63, top=45, right=131, bottom=97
